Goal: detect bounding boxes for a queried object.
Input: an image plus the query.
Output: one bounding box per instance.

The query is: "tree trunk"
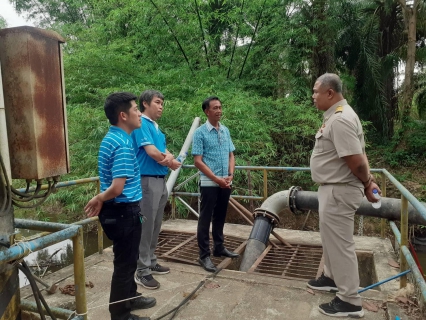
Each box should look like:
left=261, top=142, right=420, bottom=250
left=400, top=0, right=419, bottom=120
left=311, top=0, right=335, bottom=85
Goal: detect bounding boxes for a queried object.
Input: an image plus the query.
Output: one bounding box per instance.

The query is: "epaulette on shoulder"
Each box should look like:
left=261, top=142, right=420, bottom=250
left=335, top=106, right=343, bottom=114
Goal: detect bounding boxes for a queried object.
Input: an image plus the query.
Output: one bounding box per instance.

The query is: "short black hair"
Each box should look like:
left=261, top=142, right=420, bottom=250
left=104, top=92, right=138, bottom=125
left=202, top=96, right=221, bottom=112
left=139, top=90, right=165, bottom=112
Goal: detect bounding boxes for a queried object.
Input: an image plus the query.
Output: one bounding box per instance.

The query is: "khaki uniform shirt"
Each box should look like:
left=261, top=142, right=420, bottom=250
left=310, top=99, right=365, bottom=187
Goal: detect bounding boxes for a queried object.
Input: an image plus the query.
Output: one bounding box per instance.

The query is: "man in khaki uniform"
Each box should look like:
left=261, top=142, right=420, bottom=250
left=308, top=73, right=380, bottom=318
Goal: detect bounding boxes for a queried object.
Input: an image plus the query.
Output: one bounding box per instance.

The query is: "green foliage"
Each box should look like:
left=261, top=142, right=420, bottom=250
left=382, top=119, right=426, bottom=167
left=10, top=0, right=426, bottom=220
left=0, top=15, right=7, bottom=29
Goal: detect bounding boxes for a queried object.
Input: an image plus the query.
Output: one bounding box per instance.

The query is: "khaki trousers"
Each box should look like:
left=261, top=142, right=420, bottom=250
left=318, top=184, right=364, bottom=306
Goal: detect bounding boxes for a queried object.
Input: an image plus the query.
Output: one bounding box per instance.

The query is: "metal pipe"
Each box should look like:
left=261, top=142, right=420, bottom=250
left=240, top=239, right=268, bottom=272
left=401, top=245, right=426, bottom=304
left=293, top=191, right=426, bottom=225
left=382, top=169, right=426, bottom=221
left=12, top=165, right=383, bottom=196
left=390, top=221, right=426, bottom=303
left=239, top=195, right=282, bottom=271
left=358, top=270, right=411, bottom=293
left=176, top=196, right=199, bottom=218
left=166, top=117, right=200, bottom=195
left=16, top=217, right=100, bottom=243
left=20, top=299, right=74, bottom=319
left=390, top=221, right=401, bottom=244
left=73, top=217, right=98, bottom=226
left=72, top=226, right=87, bottom=320
left=263, top=169, right=267, bottom=200
left=240, top=216, right=275, bottom=272
left=16, top=177, right=100, bottom=193
left=0, top=226, right=79, bottom=264
left=15, top=219, right=72, bottom=232
left=183, top=164, right=313, bottom=172
left=171, top=192, right=263, bottom=200
left=400, top=195, right=409, bottom=288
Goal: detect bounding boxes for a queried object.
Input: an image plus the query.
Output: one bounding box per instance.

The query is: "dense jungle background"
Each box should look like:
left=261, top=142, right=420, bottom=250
left=2, top=0, right=426, bottom=235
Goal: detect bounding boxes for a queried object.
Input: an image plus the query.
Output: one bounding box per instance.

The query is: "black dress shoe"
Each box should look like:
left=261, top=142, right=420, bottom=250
left=198, top=256, right=217, bottom=272
left=213, top=247, right=239, bottom=258
left=130, top=292, right=156, bottom=310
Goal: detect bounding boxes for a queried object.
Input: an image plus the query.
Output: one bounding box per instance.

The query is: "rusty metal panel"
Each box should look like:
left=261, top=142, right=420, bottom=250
left=0, top=26, right=69, bottom=180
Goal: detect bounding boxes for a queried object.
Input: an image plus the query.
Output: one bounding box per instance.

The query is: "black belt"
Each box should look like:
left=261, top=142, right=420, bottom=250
left=104, top=201, right=140, bottom=207
left=141, top=175, right=165, bottom=179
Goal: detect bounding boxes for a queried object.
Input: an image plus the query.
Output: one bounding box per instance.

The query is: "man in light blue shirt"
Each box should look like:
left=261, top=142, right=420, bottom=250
left=192, top=96, right=239, bottom=272
left=132, top=90, right=180, bottom=290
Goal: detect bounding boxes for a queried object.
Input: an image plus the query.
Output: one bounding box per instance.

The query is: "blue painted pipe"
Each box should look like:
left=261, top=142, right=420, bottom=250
left=358, top=270, right=411, bottom=293
left=21, top=299, right=74, bottom=319
left=401, top=245, right=426, bottom=303
left=383, top=169, right=426, bottom=221
left=0, top=225, right=79, bottom=264
left=15, top=219, right=71, bottom=231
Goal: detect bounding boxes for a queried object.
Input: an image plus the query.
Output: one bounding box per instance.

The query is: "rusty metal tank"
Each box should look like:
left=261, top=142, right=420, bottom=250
left=0, top=26, right=69, bottom=180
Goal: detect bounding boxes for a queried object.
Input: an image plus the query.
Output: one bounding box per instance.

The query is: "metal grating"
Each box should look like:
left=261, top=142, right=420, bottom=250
left=247, top=244, right=323, bottom=281
left=155, top=230, right=323, bottom=281
left=155, top=230, right=245, bottom=267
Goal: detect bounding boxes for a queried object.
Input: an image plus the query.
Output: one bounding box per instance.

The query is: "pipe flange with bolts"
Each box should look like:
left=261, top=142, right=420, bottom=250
left=252, top=209, right=280, bottom=227
left=288, top=186, right=303, bottom=215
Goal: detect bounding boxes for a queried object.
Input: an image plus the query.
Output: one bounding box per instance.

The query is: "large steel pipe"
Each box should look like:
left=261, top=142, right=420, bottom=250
left=240, top=187, right=426, bottom=272
left=239, top=206, right=280, bottom=271
left=294, top=190, right=426, bottom=225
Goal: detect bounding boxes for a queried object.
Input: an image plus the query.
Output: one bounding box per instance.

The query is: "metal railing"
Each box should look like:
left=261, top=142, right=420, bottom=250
left=9, top=165, right=426, bottom=311
left=3, top=220, right=88, bottom=319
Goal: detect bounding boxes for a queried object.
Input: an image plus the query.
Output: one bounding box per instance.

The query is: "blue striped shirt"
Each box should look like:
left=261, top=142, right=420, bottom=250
left=192, top=121, right=235, bottom=187
left=98, top=126, right=142, bottom=203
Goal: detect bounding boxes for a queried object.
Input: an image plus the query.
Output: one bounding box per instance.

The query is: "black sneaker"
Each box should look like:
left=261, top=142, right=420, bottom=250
left=319, top=297, right=364, bottom=318
left=150, top=263, right=170, bottom=275
left=307, top=273, right=338, bottom=292
left=130, top=292, right=156, bottom=310
left=134, top=273, right=160, bottom=290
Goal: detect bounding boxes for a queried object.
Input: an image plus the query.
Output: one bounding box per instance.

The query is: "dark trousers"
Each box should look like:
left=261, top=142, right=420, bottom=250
left=99, top=202, right=142, bottom=320
left=197, top=186, right=232, bottom=259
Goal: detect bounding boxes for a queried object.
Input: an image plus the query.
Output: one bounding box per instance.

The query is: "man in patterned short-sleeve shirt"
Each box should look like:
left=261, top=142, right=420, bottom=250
left=192, top=96, right=239, bottom=273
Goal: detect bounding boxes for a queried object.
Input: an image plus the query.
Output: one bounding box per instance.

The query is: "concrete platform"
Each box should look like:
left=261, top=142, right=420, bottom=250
left=20, top=219, right=410, bottom=319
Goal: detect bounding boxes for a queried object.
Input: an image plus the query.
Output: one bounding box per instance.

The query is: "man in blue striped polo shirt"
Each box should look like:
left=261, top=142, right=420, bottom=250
left=132, top=90, right=181, bottom=290
left=85, top=92, right=155, bottom=320
left=192, top=96, right=239, bottom=273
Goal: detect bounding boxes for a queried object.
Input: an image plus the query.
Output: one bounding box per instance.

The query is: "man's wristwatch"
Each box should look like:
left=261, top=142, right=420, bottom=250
left=228, top=173, right=234, bottom=177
